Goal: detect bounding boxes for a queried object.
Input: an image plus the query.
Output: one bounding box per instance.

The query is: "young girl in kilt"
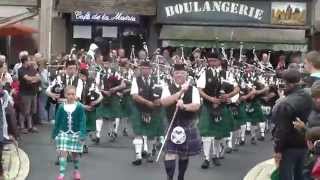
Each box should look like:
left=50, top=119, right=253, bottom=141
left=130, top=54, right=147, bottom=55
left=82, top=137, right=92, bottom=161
left=52, top=86, right=87, bottom=180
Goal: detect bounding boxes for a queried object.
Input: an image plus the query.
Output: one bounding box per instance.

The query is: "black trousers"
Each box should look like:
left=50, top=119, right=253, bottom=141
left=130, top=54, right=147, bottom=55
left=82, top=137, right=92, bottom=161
left=280, top=148, right=307, bottom=180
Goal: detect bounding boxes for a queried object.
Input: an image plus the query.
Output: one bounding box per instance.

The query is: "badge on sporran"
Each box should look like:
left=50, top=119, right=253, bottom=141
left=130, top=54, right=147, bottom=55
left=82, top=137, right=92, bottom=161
left=171, top=126, right=186, bottom=145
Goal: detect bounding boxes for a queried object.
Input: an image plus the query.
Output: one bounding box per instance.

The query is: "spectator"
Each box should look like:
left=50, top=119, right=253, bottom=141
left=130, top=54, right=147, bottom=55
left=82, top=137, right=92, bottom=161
left=37, top=58, right=50, bottom=124
left=18, top=55, right=40, bottom=134
left=304, top=51, right=320, bottom=87
left=13, top=51, right=28, bottom=80
left=273, top=69, right=313, bottom=180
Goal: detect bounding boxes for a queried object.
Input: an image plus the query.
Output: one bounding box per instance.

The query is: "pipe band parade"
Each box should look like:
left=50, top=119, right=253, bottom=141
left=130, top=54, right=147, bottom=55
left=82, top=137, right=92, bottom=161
left=46, top=39, right=304, bottom=180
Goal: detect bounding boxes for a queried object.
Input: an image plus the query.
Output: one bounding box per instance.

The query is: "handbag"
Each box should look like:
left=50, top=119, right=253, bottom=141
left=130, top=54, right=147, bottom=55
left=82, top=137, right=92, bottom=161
left=312, top=157, right=320, bottom=179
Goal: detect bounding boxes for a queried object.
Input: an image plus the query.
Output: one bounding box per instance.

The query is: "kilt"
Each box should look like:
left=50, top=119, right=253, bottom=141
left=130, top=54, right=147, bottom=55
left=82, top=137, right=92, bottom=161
left=55, top=131, right=83, bottom=153
left=86, top=109, right=96, bottom=131
left=120, top=94, right=133, bottom=118
left=130, top=105, right=165, bottom=137
left=198, top=104, right=234, bottom=139
left=165, top=126, right=201, bottom=157
left=245, top=100, right=264, bottom=125
left=96, top=95, right=122, bottom=119
left=232, top=103, right=249, bottom=129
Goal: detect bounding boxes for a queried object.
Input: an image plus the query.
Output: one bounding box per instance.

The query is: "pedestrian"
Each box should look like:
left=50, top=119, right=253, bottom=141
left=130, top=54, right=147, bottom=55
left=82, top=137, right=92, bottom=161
left=273, top=69, right=313, bottom=180
left=130, top=60, right=164, bottom=165
left=37, top=58, right=50, bottom=124
left=52, top=86, right=87, bottom=180
left=18, top=55, right=40, bottom=133
left=160, top=63, right=202, bottom=180
left=303, top=51, right=320, bottom=87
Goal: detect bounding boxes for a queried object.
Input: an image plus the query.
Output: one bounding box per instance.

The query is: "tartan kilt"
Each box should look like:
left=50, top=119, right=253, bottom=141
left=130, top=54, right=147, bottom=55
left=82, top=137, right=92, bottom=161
left=86, top=109, right=96, bottom=132
left=165, top=126, right=202, bottom=157
left=246, top=100, right=265, bottom=125
left=120, top=94, right=133, bottom=118
left=130, top=105, right=165, bottom=137
left=55, top=131, right=83, bottom=153
left=232, top=103, right=249, bottom=129
left=198, top=104, right=234, bottom=139
left=96, top=95, right=122, bottom=119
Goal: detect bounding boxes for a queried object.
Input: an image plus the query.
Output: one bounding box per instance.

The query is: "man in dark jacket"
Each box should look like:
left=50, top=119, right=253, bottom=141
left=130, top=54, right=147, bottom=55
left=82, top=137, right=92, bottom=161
left=273, top=69, right=313, bottom=180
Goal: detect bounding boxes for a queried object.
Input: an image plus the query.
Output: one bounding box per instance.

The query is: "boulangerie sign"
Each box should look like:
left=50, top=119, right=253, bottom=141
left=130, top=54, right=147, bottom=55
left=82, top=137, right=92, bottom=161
left=157, top=0, right=271, bottom=24
left=72, top=11, right=140, bottom=24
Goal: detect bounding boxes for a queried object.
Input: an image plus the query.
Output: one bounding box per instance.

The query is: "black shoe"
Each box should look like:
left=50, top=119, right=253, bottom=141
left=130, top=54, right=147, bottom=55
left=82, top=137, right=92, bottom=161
left=201, top=160, right=210, bottom=169
left=212, top=158, right=221, bottom=166
left=245, top=130, right=251, bottom=135
left=93, top=137, right=100, bottom=144
left=258, top=136, right=265, bottom=141
left=225, top=147, right=232, bottom=154
left=251, top=138, right=257, bottom=145
left=142, top=151, right=149, bottom=159
left=55, top=159, right=59, bottom=166
left=109, top=132, right=117, bottom=142
left=147, top=155, right=154, bottom=163
left=123, top=128, right=128, bottom=136
left=83, top=145, right=89, bottom=154
left=239, top=140, right=245, bottom=146
left=132, top=159, right=142, bottom=166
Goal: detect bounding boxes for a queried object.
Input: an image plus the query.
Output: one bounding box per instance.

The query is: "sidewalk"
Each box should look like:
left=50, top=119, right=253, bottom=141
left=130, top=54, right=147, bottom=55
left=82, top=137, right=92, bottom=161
left=243, top=159, right=277, bottom=180
left=2, top=144, right=29, bottom=180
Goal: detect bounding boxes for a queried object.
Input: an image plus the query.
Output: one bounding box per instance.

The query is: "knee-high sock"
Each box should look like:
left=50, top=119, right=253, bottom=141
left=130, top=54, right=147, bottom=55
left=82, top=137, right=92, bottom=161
left=219, top=139, right=226, bottom=157
left=240, top=125, right=246, bottom=141
left=72, top=154, right=80, bottom=170
left=133, top=138, right=143, bottom=159
left=259, top=122, right=266, bottom=137
left=96, top=119, right=103, bottom=138
left=228, top=132, right=233, bottom=149
left=178, top=159, right=189, bottom=180
left=246, top=122, right=252, bottom=132
left=212, top=137, right=219, bottom=158
left=142, top=136, right=148, bottom=153
left=113, top=118, right=120, bottom=133
left=251, top=125, right=257, bottom=138
left=164, top=160, right=175, bottom=180
left=59, top=157, right=67, bottom=176
left=234, top=130, right=241, bottom=145
left=159, top=136, right=165, bottom=145
left=202, top=137, right=212, bottom=160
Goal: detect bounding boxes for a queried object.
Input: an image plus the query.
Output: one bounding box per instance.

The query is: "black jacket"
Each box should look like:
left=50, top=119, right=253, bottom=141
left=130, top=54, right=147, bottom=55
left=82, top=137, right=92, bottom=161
left=272, top=88, right=312, bottom=153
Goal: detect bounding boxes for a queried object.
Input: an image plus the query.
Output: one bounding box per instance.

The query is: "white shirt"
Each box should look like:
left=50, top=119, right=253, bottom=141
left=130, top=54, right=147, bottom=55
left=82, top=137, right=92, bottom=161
left=46, top=75, right=83, bottom=100
left=161, top=83, right=201, bottom=105
left=197, top=67, right=237, bottom=89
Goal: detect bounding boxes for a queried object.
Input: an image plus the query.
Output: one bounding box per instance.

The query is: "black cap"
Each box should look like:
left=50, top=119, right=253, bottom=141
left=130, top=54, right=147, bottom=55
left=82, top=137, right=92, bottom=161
left=281, top=69, right=301, bottom=84
left=66, top=60, right=77, bottom=67
left=205, top=49, right=221, bottom=61
left=173, top=63, right=186, bottom=71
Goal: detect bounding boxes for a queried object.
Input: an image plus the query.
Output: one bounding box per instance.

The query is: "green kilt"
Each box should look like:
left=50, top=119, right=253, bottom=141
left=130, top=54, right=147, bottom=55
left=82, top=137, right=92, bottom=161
left=130, top=105, right=165, bottom=138
left=120, top=94, right=133, bottom=118
left=198, top=104, right=234, bottom=139
left=245, top=100, right=264, bottom=125
left=228, top=103, right=248, bottom=130
left=86, top=109, right=96, bottom=131
left=55, top=131, right=83, bottom=153
left=96, top=95, right=122, bottom=119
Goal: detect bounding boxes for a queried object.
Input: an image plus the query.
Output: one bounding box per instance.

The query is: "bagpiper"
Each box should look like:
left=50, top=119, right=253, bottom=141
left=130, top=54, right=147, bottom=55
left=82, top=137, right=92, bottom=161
left=94, top=53, right=126, bottom=144
left=78, top=69, right=103, bottom=153
left=130, top=60, right=165, bottom=165
left=197, top=51, right=239, bottom=169
left=160, top=62, right=202, bottom=180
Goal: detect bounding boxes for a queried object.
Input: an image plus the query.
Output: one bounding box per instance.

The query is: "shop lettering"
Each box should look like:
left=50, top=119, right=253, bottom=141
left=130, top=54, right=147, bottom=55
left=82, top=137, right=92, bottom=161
left=164, top=1, right=264, bottom=21
left=73, top=11, right=137, bottom=22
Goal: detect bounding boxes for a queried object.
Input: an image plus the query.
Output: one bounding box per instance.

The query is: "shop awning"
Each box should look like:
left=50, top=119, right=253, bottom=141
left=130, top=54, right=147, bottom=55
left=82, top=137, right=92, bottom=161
left=57, top=0, right=156, bottom=16
left=0, top=23, right=38, bottom=37
left=160, top=25, right=307, bottom=44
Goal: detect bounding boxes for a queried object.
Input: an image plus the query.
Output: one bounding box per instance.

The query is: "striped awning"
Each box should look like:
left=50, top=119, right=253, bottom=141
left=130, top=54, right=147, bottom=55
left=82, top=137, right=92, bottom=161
left=160, top=25, right=307, bottom=44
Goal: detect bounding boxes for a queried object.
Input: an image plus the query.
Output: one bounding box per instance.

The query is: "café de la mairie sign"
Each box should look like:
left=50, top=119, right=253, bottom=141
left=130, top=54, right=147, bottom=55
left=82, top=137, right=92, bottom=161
left=157, top=0, right=271, bottom=24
